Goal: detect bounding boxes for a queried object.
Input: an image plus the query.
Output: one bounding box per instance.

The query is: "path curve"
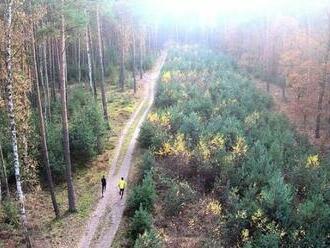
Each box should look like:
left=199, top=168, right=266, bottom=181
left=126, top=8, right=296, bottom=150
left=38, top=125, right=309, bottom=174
left=78, top=52, right=167, bottom=248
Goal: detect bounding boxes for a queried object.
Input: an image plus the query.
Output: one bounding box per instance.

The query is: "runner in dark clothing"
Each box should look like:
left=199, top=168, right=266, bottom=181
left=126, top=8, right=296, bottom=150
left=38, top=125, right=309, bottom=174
left=101, top=175, right=107, bottom=198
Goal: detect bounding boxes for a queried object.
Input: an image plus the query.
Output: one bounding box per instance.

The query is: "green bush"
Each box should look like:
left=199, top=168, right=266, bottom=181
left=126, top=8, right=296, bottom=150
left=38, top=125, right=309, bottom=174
left=164, top=180, right=196, bottom=216
left=138, top=122, right=167, bottom=150
left=70, top=103, right=107, bottom=161
left=143, top=55, right=156, bottom=71
left=134, top=228, right=163, bottom=248
left=127, top=172, right=157, bottom=215
left=46, top=120, right=65, bottom=180
left=130, top=205, right=152, bottom=241
left=41, top=88, right=107, bottom=181
left=154, top=83, right=186, bottom=109
left=139, top=151, right=156, bottom=180
left=1, top=200, right=19, bottom=228
left=148, top=46, right=330, bottom=247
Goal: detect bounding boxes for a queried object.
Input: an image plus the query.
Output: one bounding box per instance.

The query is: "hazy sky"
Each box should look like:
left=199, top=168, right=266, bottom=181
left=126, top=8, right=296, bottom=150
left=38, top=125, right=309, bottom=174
left=142, top=0, right=329, bottom=26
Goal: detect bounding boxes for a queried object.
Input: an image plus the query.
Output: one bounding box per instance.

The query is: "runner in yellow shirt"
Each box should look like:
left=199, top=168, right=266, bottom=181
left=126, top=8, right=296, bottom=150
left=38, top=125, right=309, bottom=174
left=118, top=177, right=127, bottom=199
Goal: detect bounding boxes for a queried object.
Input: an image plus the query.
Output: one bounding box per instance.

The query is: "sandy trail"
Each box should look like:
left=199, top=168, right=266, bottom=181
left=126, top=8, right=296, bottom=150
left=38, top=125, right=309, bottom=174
left=78, top=52, right=167, bottom=248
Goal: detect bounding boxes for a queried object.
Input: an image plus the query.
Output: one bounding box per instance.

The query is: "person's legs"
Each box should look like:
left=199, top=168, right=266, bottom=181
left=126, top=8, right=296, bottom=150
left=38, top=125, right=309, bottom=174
left=120, top=189, right=124, bottom=199
left=102, top=185, right=106, bottom=197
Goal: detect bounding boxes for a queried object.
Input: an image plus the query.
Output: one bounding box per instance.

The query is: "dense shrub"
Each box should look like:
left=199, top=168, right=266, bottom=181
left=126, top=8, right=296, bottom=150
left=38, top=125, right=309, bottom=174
left=145, top=46, right=330, bottom=247
left=127, top=172, right=157, bottom=215
left=130, top=205, right=152, bottom=241
left=138, top=122, right=167, bottom=150
left=1, top=200, right=19, bottom=228
left=139, top=151, right=156, bottom=180
left=134, top=228, right=163, bottom=248
left=43, top=88, right=107, bottom=181
left=46, top=121, right=65, bottom=180
left=164, top=179, right=196, bottom=216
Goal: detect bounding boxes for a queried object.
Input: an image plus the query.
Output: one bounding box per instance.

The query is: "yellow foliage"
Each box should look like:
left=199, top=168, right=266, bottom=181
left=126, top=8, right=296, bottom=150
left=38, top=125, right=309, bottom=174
left=244, top=111, right=260, bottom=129
left=197, top=134, right=225, bottom=160
left=241, top=229, right=250, bottom=242
left=306, top=154, right=320, bottom=168
left=157, top=133, right=190, bottom=157
left=147, top=112, right=171, bottom=128
left=206, top=200, right=222, bottom=215
left=233, top=137, right=248, bottom=158
left=162, top=71, right=172, bottom=83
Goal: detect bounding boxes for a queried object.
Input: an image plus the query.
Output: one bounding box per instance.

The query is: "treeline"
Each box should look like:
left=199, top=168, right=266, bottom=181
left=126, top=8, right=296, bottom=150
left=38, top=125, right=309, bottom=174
left=220, top=9, right=330, bottom=139
left=0, top=0, right=160, bottom=245
left=127, top=47, right=330, bottom=247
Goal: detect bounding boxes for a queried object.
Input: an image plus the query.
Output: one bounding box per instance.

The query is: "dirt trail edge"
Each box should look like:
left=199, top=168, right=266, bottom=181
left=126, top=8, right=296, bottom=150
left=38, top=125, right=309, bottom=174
left=78, top=52, right=167, bottom=248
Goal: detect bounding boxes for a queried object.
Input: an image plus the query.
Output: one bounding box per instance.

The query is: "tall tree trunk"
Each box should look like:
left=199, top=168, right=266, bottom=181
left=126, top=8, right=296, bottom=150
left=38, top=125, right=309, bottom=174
left=315, top=14, right=330, bottom=139
left=139, top=36, right=143, bottom=79
left=85, top=22, right=94, bottom=94
left=43, top=40, right=51, bottom=119
left=50, top=38, right=57, bottom=102
left=132, top=30, right=137, bottom=94
left=0, top=141, right=10, bottom=198
left=89, top=28, right=98, bottom=99
left=56, top=39, right=61, bottom=91
left=78, top=37, right=81, bottom=84
left=119, top=44, right=125, bottom=92
left=38, top=45, right=48, bottom=121
left=32, top=25, right=59, bottom=218
left=96, top=4, right=110, bottom=127
left=60, top=0, right=76, bottom=212
left=4, top=0, right=32, bottom=246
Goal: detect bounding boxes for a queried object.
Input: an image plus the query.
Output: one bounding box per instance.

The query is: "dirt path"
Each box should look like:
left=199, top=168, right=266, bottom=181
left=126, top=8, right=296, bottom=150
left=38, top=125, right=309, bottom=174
left=78, top=52, right=167, bottom=248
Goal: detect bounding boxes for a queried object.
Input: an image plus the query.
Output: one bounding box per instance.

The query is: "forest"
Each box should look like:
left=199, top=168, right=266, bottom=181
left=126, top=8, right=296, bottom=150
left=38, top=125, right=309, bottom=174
left=0, top=0, right=329, bottom=247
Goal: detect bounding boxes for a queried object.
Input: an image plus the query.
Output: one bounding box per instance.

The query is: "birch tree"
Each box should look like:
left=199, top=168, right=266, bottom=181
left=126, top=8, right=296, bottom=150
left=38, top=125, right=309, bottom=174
left=4, top=0, right=32, bottom=246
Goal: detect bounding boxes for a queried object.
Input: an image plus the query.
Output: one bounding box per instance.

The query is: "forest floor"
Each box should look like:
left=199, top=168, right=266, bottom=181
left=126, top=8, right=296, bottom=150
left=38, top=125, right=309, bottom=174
left=254, top=80, right=330, bottom=153
left=77, top=52, right=167, bottom=248
left=0, top=54, right=165, bottom=248
left=25, top=86, right=143, bottom=248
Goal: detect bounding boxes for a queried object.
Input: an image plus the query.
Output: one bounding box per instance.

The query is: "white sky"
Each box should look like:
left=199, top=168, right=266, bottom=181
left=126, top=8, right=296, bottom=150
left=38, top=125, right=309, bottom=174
left=142, top=0, right=330, bottom=26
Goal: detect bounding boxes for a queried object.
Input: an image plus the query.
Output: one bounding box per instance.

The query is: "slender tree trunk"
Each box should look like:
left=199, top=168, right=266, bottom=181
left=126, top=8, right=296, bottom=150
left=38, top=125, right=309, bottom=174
left=78, top=37, right=81, bottom=84
left=85, top=22, right=94, bottom=94
left=139, top=36, right=143, bottom=79
left=96, top=4, right=110, bottom=127
left=89, top=28, right=98, bottom=99
left=32, top=25, right=60, bottom=218
left=0, top=141, right=10, bottom=198
left=39, top=45, right=48, bottom=121
left=315, top=15, right=330, bottom=139
left=56, top=39, right=61, bottom=91
left=43, top=39, right=51, bottom=119
left=4, top=1, right=32, bottom=246
left=132, top=30, right=137, bottom=94
left=60, top=0, right=76, bottom=212
left=119, top=44, right=125, bottom=92
left=50, top=38, right=57, bottom=102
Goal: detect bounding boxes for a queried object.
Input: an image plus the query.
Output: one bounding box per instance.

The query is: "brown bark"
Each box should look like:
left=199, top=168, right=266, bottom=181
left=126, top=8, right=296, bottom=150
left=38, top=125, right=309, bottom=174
left=132, top=30, right=137, bottom=94
left=96, top=3, right=110, bottom=128
left=60, top=0, right=76, bottom=212
left=315, top=14, right=330, bottom=139
left=32, top=24, right=60, bottom=218
left=139, top=36, right=143, bottom=79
